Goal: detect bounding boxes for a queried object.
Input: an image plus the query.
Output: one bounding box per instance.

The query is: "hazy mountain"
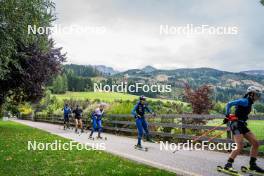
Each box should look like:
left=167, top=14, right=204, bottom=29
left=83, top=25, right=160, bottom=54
left=241, top=70, right=264, bottom=76
left=94, top=65, right=119, bottom=76
left=142, top=65, right=157, bottom=73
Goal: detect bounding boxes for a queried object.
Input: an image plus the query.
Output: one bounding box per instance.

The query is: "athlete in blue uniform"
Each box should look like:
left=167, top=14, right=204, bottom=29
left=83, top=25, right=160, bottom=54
left=132, top=96, right=156, bottom=148
left=223, top=86, right=263, bottom=173
left=89, top=104, right=105, bottom=139
left=62, top=104, right=71, bottom=130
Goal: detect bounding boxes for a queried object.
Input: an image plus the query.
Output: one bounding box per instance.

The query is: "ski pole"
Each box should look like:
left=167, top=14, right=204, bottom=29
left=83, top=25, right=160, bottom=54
left=192, top=123, right=224, bottom=142
left=207, top=127, right=229, bottom=143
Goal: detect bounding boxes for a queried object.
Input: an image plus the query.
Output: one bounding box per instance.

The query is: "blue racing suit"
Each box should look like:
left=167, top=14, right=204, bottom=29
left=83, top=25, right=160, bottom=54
left=90, top=108, right=104, bottom=134
left=225, top=97, right=253, bottom=135
left=131, top=101, right=152, bottom=145
left=63, top=106, right=71, bottom=124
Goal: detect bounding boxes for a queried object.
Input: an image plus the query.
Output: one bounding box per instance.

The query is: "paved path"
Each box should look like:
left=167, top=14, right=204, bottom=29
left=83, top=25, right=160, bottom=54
left=14, top=120, right=264, bottom=176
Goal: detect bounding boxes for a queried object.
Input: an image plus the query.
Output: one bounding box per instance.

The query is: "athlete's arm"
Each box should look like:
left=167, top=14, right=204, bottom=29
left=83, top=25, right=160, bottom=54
left=131, top=103, right=139, bottom=116
left=225, top=98, right=249, bottom=115
left=145, top=104, right=152, bottom=113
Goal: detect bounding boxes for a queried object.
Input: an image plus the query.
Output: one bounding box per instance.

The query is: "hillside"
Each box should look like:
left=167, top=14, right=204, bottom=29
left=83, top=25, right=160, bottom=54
left=113, top=67, right=264, bottom=102
left=57, top=64, right=264, bottom=102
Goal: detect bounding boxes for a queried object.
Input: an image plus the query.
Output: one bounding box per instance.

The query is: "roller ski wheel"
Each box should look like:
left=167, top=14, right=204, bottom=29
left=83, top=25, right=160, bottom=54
left=241, top=166, right=264, bottom=176
left=217, top=166, right=242, bottom=176
left=134, top=145, right=148, bottom=152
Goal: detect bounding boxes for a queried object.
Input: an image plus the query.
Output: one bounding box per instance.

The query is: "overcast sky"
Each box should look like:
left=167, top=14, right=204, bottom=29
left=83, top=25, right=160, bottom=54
left=52, top=0, right=264, bottom=72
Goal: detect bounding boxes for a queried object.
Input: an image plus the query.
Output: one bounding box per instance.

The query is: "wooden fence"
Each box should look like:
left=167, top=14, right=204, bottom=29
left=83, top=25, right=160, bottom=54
left=20, top=114, right=264, bottom=146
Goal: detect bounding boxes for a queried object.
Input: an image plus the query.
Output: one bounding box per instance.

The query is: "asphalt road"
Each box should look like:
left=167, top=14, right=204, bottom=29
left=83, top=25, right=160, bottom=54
left=14, top=120, right=264, bottom=176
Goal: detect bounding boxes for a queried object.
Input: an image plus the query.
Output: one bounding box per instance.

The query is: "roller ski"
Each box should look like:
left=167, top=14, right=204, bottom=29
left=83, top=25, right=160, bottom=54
left=217, top=166, right=242, bottom=176
left=134, top=144, right=148, bottom=152
left=96, top=136, right=107, bottom=140
left=88, top=136, right=95, bottom=140
left=63, top=123, right=71, bottom=130
left=75, top=128, right=84, bottom=135
left=241, top=165, right=264, bottom=176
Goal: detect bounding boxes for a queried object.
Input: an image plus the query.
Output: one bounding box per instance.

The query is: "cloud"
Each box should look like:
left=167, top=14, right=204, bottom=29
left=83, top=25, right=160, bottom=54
left=52, top=0, right=264, bottom=72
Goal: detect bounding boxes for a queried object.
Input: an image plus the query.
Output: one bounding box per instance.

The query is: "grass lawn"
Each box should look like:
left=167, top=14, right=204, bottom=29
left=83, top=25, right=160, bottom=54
left=53, top=91, right=139, bottom=102
left=53, top=91, right=183, bottom=104
left=0, top=121, right=175, bottom=176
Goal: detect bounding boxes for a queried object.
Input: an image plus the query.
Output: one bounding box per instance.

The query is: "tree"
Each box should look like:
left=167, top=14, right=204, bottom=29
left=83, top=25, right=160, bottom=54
left=184, top=84, right=213, bottom=114
left=51, top=74, right=68, bottom=94
left=261, top=0, right=264, bottom=6
left=0, top=0, right=66, bottom=116
left=184, top=83, right=214, bottom=128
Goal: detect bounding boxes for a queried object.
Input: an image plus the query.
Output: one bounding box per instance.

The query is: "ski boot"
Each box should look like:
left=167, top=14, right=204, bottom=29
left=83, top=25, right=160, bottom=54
left=134, top=144, right=148, bottom=151
left=241, top=164, right=264, bottom=175
left=250, top=163, right=264, bottom=174
left=146, top=136, right=157, bottom=143
left=97, top=136, right=103, bottom=140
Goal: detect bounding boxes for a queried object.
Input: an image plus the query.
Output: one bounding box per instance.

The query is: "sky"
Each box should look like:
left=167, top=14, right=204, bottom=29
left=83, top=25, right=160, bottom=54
left=52, top=0, right=264, bottom=72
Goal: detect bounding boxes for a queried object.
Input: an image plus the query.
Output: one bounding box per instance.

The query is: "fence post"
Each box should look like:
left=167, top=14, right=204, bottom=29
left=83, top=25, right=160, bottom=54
left=181, top=115, right=186, bottom=135
left=114, top=115, right=117, bottom=135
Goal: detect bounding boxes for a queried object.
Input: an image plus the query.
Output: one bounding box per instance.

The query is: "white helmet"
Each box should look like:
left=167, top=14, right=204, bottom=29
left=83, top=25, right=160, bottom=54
left=99, top=102, right=107, bottom=108
left=247, top=86, right=262, bottom=98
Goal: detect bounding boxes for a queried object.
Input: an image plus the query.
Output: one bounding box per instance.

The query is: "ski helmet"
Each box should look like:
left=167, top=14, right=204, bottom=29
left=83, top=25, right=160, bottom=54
left=139, top=95, right=146, bottom=101
left=247, top=86, right=262, bottom=98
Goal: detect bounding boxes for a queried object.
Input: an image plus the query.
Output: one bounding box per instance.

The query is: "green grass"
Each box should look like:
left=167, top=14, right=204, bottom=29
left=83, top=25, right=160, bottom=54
left=54, top=91, right=139, bottom=102
left=0, top=121, right=175, bottom=176
left=53, top=91, right=183, bottom=104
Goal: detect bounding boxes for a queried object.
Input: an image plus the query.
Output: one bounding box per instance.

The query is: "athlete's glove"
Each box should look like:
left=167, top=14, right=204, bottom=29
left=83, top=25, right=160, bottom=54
left=223, top=114, right=229, bottom=124
left=136, top=115, right=141, bottom=118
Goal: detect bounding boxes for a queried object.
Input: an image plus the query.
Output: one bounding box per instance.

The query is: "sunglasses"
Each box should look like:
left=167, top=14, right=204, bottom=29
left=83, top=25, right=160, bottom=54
left=255, top=92, right=262, bottom=98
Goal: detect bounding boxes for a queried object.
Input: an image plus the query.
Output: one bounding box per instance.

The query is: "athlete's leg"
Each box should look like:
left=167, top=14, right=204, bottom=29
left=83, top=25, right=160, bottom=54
left=75, top=118, right=78, bottom=132
left=90, top=118, right=96, bottom=137
left=243, top=131, right=264, bottom=172
left=79, top=119, right=83, bottom=132
left=63, top=115, right=67, bottom=129
left=97, top=119, right=102, bottom=137
left=225, top=134, right=244, bottom=170
left=66, top=116, right=70, bottom=128
left=230, top=134, right=244, bottom=159
left=136, top=118, right=143, bottom=146
left=244, top=132, right=259, bottom=158
left=142, top=118, right=150, bottom=140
